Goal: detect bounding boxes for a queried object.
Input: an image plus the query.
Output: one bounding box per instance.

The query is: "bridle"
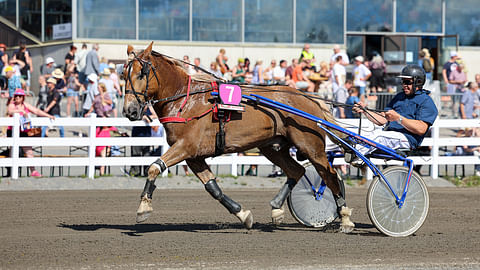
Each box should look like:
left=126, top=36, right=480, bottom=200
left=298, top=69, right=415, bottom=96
left=124, top=51, right=161, bottom=114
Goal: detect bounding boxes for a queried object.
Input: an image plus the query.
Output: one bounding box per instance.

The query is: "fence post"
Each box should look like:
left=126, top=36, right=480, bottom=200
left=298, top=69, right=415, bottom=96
left=11, top=113, right=20, bottom=179
left=231, top=154, right=238, bottom=177
left=431, top=122, right=439, bottom=179
left=88, top=114, right=97, bottom=179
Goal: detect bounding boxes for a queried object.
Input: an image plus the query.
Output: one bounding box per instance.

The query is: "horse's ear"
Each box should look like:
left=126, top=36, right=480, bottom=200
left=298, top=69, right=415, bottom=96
left=127, top=45, right=134, bottom=55
left=144, top=42, right=154, bottom=57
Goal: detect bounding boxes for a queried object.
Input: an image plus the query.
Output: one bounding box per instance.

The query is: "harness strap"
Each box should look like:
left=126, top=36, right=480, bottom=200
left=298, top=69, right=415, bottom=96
left=160, top=106, right=215, bottom=124
left=176, top=76, right=191, bottom=117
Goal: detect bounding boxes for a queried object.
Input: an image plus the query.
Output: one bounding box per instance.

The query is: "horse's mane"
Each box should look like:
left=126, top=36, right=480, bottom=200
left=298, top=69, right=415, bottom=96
left=149, top=50, right=220, bottom=83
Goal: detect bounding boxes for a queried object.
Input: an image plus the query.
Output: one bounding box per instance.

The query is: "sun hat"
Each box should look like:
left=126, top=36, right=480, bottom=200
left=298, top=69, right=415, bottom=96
left=4, top=66, right=14, bottom=73
left=108, top=63, right=116, bottom=69
left=87, top=73, right=98, bottom=82
left=46, top=77, right=57, bottom=84
left=102, top=68, right=111, bottom=76
left=51, top=68, right=64, bottom=79
left=13, top=88, right=25, bottom=96
left=354, top=56, right=364, bottom=62
left=238, top=58, right=245, bottom=63
left=45, top=57, right=55, bottom=64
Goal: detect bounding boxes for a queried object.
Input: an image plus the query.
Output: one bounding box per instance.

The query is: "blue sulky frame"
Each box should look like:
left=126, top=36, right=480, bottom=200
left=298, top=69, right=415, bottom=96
left=238, top=93, right=415, bottom=209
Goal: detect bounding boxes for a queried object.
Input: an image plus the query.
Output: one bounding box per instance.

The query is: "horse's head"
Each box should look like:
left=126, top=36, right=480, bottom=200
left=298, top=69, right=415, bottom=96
left=123, top=42, right=156, bottom=121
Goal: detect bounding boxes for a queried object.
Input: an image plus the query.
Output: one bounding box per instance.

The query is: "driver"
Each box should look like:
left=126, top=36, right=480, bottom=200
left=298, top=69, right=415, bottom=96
left=352, top=64, right=438, bottom=158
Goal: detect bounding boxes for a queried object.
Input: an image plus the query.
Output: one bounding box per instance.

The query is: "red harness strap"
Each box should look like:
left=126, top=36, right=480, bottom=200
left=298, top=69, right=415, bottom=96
left=159, top=77, right=219, bottom=124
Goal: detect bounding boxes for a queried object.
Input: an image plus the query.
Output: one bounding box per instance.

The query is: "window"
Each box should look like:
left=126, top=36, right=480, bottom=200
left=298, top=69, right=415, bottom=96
left=296, top=0, right=343, bottom=44
left=396, top=0, right=442, bottom=33
left=347, top=0, right=393, bottom=32
left=139, top=0, right=189, bottom=41
left=77, top=0, right=135, bottom=39
left=446, top=0, right=480, bottom=46
left=0, top=0, right=16, bottom=26
left=383, top=36, right=404, bottom=64
left=45, top=0, right=72, bottom=41
left=19, top=0, right=42, bottom=39
left=245, top=0, right=292, bottom=43
left=192, top=0, right=241, bottom=42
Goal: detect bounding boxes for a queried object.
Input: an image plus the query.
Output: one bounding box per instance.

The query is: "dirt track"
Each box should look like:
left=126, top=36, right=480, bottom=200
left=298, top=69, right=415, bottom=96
left=1, top=187, right=479, bottom=269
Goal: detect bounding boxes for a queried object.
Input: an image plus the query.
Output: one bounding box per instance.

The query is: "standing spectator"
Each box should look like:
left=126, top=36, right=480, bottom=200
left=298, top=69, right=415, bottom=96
left=2, top=58, right=24, bottom=77
left=75, top=43, right=88, bottom=85
left=244, top=58, right=251, bottom=74
left=129, top=107, right=153, bottom=177
left=332, top=55, right=346, bottom=94
left=82, top=73, right=98, bottom=116
left=252, top=60, right=264, bottom=84
left=459, top=82, right=479, bottom=120
left=353, top=56, right=371, bottom=101
left=273, top=59, right=287, bottom=84
left=42, top=78, right=64, bottom=137
left=95, top=126, right=117, bottom=175
left=331, top=45, right=349, bottom=66
left=299, top=44, right=316, bottom=71
left=65, top=64, right=83, bottom=117
left=51, top=68, right=66, bottom=95
left=4, top=66, right=21, bottom=98
left=292, top=60, right=314, bottom=92
left=449, top=64, right=467, bottom=94
left=263, top=60, right=276, bottom=84
left=98, top=57, right=109, bottom=75
left=369, top=54, right=386, bottom=93
left=99, top=68, right=121, bottom=117
left=216, top=48, right=229, bottom=74
left=84, top=83, right=112, bottom=118
left=333, top=79, right=351, bottom=119
left=231, top=58, right=246, bottom=83
left=40, top=57, right=56, bottom=79
left=7, top=88, right=54, bottom=177
left=442, top=51, right=459, bottom=94
left=84, top=43, right=100, bottom=78
left=0, top=43, right=7, bottom=73
left=12, top=40, right=33, bottom=91
left=36, top=76, right=48, bottom=110
left=345, top=87, right=360, bottom=118
left=108, top=62, right=121, bottom=97
left=64, top=45, right=77, bottom=73
left=207, top=62, right=223, bottom=78
left=419, top=48, right=433, bottom=83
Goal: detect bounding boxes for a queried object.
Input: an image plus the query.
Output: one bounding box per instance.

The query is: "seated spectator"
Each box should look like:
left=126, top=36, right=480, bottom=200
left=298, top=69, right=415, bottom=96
left=208, top=62, right=223, bottom=78
left=40, top=57, right=56, bottom=79
left=99, top=68, right=121, bottom=117
left=2, top=58, right=24, bottom=77
left=292, top=61, right=314, bottom=92
left=84, top=83, right=112, bottom=118
left=0, top=43, right=7, bottom=72
left=263, top=60, right=276, bottom=84
left=252, top=60, right=264, bottom=84
left=7, top=88, right=54, bottom=177
left=95, top=126, right=117, bottom=176
left=42, top=77, right=64, bottom=137
left=273, top=59, right=287, bottom=84
left=52, top=68, right=66, bottom=95
left=36, top=76, right=48, bottom=110
left=231, top=58, right=246, bottom=83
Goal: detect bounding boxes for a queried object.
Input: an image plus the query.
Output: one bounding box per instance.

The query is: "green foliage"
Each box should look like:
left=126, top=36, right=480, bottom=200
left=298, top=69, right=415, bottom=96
left=447, top=175, right=480, bottom=187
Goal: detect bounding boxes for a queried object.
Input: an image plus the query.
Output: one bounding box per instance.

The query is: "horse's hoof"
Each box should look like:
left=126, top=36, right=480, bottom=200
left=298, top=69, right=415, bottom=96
left=136, top=211, right=151, bottom=223
left=271, top=206, right=285, bottom=225
left=136, top=197, right=153, bottom=223
left=236, top=209, right=253, bottom=229
left=340, top=223, right=355, bottom=233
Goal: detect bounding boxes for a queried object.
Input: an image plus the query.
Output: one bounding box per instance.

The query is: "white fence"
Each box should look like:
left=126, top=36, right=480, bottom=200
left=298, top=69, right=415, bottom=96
left=1, top=115, right=480, bottom=179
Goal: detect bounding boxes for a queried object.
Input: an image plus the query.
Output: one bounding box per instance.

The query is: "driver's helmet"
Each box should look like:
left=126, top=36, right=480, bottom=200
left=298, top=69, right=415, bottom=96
left=397, top=64, right=426, bottom=89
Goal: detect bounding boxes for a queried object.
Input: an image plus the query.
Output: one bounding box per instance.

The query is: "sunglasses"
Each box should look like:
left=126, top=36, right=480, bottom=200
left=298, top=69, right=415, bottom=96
left=402, top=80, right=413, bottom=85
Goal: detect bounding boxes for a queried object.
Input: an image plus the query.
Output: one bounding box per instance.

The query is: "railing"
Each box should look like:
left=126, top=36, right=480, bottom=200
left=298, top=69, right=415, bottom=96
left=1, top=115, right=480, bottom=179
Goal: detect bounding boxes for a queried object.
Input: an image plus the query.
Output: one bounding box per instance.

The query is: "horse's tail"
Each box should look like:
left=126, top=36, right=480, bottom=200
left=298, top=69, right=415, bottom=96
left=309, top=96, right=349, bottom=149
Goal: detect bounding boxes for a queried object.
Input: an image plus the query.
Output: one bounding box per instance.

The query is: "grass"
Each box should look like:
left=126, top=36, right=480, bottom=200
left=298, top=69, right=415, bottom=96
left=447, top=175, right=480, bottom=187
left=216, top=174, right=239, bottom=179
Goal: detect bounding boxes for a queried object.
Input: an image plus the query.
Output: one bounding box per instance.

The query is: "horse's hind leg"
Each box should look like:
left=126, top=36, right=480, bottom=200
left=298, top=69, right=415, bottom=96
left=186, top=158, right=253, bottom=229
left=259, top=145, right=305, bottom=225
left=290, top=133, right=355, bottom=233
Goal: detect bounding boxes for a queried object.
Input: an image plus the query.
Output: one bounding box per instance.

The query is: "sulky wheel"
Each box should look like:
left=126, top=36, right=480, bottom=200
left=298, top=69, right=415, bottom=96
left=366, top=166, right=429, bottom=237
left=287, top=163, right=345, bottom=227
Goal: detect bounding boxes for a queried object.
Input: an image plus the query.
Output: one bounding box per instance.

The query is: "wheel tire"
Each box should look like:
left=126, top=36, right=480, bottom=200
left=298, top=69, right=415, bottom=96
left=287, top=163, right=345, bottom=227
left=366, top=166, right=429, bottom=237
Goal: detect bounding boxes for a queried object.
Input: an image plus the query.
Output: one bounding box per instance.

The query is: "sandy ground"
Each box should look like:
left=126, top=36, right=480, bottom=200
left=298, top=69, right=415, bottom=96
left=0, top=184, right=479, bottom=269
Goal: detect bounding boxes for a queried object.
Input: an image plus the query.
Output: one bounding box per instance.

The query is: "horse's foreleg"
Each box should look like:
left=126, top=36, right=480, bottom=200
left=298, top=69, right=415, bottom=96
left=136, top=146, right=190, bottom=223
left=186, top=159, right=253, bottom=229
left=259, top=145, right=305, bottom=225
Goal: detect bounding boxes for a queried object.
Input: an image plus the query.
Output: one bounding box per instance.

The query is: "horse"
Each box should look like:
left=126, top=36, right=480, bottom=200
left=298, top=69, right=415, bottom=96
left=123, top=42, right=355, bottom=233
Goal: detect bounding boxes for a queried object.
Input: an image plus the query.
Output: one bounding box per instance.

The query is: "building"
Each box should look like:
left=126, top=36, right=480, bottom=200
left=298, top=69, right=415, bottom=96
left=1, top=0, right=479, bottom=92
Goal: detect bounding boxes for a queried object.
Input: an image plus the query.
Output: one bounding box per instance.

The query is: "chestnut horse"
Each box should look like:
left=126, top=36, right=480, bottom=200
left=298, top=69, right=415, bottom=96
left=123, top=42, right=354, bottom=232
